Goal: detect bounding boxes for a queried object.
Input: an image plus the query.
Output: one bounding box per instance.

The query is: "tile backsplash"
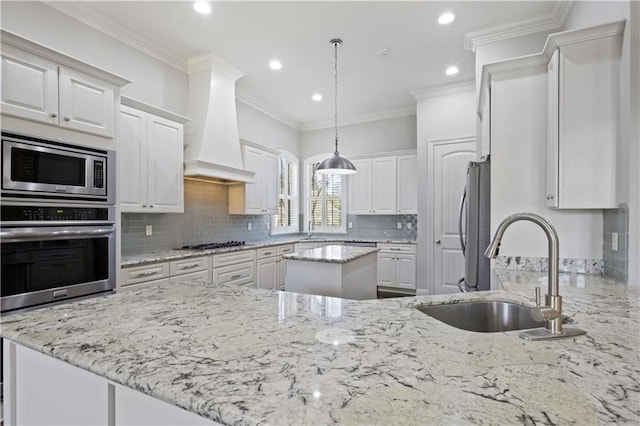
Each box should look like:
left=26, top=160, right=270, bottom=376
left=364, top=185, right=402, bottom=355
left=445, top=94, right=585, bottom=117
left=122, top=180, right=418, bottom=256
left=603, top=206, right=629, bottom=283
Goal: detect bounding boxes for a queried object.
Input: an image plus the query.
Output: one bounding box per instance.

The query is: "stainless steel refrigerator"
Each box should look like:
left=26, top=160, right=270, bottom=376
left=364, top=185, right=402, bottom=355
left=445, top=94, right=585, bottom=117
left=458, top=160, right=491, bottom=292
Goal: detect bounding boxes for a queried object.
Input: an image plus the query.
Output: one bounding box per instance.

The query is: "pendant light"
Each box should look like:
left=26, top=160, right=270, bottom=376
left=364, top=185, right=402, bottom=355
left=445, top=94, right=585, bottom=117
left=316, top=38, right=357, bottom=175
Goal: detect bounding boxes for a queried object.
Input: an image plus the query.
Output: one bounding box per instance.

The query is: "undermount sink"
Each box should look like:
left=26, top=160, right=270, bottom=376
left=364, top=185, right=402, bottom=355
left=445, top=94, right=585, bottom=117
left=417, top=300, right=551, bottom=333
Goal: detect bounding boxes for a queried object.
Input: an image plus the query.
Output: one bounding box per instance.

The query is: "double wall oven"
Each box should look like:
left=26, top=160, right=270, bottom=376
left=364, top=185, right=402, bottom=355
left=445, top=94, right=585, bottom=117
left=1, top=131, right=117, bottom=314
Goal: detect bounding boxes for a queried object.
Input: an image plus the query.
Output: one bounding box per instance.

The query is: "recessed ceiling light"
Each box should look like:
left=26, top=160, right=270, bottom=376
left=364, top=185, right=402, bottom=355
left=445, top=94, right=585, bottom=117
left=269, top=60, right=283, bottom=70
left=446, top=66, right=459, bottom=75
left=438, top=12, right=455, bottom=25
left=312, top=93, right=322, bottom=102
left=193, top=1, right=211, bottom=15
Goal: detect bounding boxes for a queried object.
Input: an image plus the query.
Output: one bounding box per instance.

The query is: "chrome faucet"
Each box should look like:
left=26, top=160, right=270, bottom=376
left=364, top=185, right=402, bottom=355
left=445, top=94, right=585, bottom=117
left=484, top=212, right=586, bottom=341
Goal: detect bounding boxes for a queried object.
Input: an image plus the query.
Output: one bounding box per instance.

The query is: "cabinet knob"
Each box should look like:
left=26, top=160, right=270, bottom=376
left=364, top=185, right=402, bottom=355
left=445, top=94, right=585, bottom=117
left=435, top=240, right=441, bottom=244
left=63, top=117, right=71, bottom=122
left=142, top=204, right=147, bottom=208
left=50, top=112, right=58, bottom=118
left=150, top=205, right=154, bottom=208
left=546, top=195, right=554, bottom=200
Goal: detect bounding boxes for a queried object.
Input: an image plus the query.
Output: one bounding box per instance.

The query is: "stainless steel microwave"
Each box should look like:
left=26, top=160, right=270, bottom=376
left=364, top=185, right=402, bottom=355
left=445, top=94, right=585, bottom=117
left=1, top=132, right=115, bottom=204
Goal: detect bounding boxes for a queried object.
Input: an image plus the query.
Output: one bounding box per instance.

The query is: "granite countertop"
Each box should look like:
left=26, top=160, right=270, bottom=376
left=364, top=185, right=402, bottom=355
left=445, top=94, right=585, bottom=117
left=2, top=270, right=638, bottom=425
left=282, top=245, right=379, bottom=263
left=121, top=237, right=415, bottom=268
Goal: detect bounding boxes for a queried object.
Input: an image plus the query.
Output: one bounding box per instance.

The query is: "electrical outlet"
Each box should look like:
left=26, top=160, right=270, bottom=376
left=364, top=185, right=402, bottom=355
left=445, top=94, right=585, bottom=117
left=266, top=222, right=270, bottom=230
left=397, top=222, right=402, bottom=230
left=145, top=225, right=152, bottom=236
left=348, top=222, right=353, bottom=229
left=407, top=223, right=412, bottom=230
left=247, top=222, right=252, bottom=231
left=612, top=232, right=618, bottom=251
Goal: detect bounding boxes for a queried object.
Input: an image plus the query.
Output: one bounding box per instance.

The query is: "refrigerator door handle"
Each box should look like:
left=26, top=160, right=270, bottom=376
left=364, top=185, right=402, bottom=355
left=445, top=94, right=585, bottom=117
left=458, top=186, right=467, bottom=256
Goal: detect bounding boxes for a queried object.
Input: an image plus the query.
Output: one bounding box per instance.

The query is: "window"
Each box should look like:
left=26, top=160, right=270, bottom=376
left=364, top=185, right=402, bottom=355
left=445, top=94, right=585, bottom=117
left=272, top=151, right=299, bottom=235
left=304, top=154, right=346, bottom=234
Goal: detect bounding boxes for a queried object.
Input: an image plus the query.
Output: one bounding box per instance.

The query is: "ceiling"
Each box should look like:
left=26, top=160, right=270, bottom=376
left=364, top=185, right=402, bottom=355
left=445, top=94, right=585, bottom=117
left=49, top=1, right=568, bottom=130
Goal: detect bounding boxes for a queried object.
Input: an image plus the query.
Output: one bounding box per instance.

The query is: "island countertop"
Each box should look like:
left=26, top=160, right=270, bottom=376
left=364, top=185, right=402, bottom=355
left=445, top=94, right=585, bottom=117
left=282, top=244, right=379, bottom=263
left=1, top=270, right=639, bottom=425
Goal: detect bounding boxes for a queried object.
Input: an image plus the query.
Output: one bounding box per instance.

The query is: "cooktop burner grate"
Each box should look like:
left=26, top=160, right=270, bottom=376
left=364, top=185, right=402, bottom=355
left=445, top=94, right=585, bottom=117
left=181, top=241, right=245, bottom=250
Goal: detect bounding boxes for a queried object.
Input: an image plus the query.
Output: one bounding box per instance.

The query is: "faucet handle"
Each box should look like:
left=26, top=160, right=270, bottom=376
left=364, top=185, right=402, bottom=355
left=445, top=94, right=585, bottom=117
left=531, top=286, right=560, bottom=322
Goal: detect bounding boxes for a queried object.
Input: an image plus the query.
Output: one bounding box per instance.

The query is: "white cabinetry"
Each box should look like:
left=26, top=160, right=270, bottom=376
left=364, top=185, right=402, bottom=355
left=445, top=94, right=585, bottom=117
left=0, top=32, right=128, bottom=138
left=396, top=154, right=417, bottom=214
left=121, top=255, right=210, bottom=290
left=212, top=250, right=256, bottom=287
left=349, top=156, right=397, bottom=214
left=256, top=244, right=294, bottom=290
left=545, top=29, right=622, bottom=209
left=377, top=243, right=416, bottom=290
left=229, top=145, right=278, bottom=215
left=120, top=99, right=188, bottom=213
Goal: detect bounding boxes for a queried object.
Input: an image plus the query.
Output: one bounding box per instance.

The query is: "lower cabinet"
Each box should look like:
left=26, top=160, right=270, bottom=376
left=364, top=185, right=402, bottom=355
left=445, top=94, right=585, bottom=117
left=121, top=256, right=210, bottom=290
left=376, top=244, right=416, bottom=290
left=256, top=244, right=294, bottom=290
left=3, top=341, right=217, bottom=425
left=212, top=250, right=256, bottom=287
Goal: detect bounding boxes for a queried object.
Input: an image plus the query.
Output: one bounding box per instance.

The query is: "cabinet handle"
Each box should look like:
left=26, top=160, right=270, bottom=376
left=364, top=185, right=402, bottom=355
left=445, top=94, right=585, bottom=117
left=546, top=195, right=554, bottom=200
left=389, top=248, right=402, bottom=251
left=180, top=263, right=200, bottom=270
left=150, top=205, right=154, bottom=208
left=63, top=117, right=71, bottom=122
left=230, top=274, right=242, bottom=280
left=50, top=112, right=58, bottom=118
left=435, top=240, right=441, bottom=244
left=136, top=270, right=159, bottom=278
left=264, top=251, right=273, bottom=256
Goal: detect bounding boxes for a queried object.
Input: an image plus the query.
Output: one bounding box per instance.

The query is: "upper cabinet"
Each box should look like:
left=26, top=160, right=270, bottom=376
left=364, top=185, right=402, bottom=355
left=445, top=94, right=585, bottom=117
left=119, top=99, right=189, bottom=213
left=229, top=144, right=278, bottom=215
left=0, top=31, right=129, bottom=139
left=545, top=28, right=622, bottom=209
left=349, top=152, right=416, bottom=215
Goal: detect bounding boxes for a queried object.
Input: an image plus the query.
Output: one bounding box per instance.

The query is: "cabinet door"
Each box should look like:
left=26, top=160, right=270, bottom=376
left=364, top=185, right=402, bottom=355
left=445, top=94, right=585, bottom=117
left=377, top=253, right=396, bottom=287
left=277, top=259, right=287, bottom=290
left=262, top=152, right=279, bottom=214
left=396, top=154, right=417, bottom=214
left=243, top=147, right=264, bottom=214
left=119, top=106, right=148, bottom=212
left=147, top=114, right=184, bottom=212
left=1, top=44, right=59, bottom=125
left=371, top=157, right=397, bottom=214
left=348, top=159, right=372, bottom=214
left=58, top=67, right=114, bottom=137
left=257, top=257, right=278, bottom=290
left=546, top=49, right=560, bottom=208
left=396, top=254, right=417, bottom=289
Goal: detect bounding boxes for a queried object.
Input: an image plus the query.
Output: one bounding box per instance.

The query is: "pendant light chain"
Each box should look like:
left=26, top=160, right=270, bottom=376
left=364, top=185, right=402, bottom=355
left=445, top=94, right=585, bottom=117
left=334, top=39, right=339, bottom=154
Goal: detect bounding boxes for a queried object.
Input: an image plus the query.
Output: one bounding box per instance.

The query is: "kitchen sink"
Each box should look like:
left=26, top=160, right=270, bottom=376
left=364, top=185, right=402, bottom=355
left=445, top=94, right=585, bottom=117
left=417, top=300, right=551, bottom=333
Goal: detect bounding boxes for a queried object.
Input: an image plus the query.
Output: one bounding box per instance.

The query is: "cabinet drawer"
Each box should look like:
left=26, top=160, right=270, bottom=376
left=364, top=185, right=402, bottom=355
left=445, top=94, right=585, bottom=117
left=170, top=256, right=209, bottom=276
left=377, top=244, right=416, bottom=254
left=121, top=263, right=170, bottom=286
left=213, top=249, right=255, bottom=268
left=277, top=244, right=294, bottom=256
left=257, top=247, right=278, bottom=259
left=170, top=270, right=210, bottom=284
left=212, top=262, right=255, bottom=287
left=120, top=277, right=170, bottom=291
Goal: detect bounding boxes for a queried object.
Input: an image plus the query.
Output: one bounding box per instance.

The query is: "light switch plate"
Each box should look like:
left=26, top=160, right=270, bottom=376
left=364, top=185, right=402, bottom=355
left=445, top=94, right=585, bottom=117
left=397, top=222, right=402, bottom=230
left=348, top=222, right=353, bottom=229
left=248, top=222, right=252, bottom=231
left=612, top=232, right=618, bottom=251
left=145, top=225, right=152, bottom=236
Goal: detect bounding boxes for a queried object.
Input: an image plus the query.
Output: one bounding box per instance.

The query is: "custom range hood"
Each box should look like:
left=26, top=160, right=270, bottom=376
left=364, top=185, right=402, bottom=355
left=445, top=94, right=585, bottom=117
left=183, top=55, right=254, bottom=183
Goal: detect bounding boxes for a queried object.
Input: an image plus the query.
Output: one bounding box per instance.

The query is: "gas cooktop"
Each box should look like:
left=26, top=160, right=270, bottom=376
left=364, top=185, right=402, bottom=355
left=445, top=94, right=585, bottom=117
left=181, top=241, right=245, bottom=250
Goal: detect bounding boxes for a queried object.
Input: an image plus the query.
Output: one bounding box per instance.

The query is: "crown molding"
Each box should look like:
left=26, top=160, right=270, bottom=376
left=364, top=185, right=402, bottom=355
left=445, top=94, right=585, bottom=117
left=464, top=0, right=573, bottom=52
left=411, top=81, right=475, bottom=101
left=301, top=106, right=416, bottom=132
left=187, top=54, right=245, bottom=81
left=236, top=90, right=302, bottom=131
left=44, top=1, right=188, bottom=73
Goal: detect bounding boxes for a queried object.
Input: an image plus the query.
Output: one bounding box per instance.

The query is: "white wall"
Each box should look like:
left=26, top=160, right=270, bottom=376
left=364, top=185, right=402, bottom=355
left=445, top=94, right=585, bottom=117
left=236, top=102, right=301, bottom=157
left=299, top=115, right=416, bottom=160
left=416, top=89, right=476, bottom=294
left=0, top=1, right=189, bottom=115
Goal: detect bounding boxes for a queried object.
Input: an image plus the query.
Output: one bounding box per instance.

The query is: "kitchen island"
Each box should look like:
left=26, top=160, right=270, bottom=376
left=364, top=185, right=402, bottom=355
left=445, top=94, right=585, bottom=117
left=283, top=244, right=379, bottom=299
left=1, top=270, right=639, bottom=425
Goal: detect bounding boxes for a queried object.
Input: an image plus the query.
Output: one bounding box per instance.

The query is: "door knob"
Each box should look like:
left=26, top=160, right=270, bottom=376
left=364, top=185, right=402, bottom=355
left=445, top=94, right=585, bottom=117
left=435, top=240, right=441, bottom=244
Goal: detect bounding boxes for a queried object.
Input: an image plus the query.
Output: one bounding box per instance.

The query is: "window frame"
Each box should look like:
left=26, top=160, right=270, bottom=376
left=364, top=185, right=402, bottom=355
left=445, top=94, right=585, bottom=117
left=271, top=150, right=299, bottom=235
left=303, top=153, right=347, bottom=234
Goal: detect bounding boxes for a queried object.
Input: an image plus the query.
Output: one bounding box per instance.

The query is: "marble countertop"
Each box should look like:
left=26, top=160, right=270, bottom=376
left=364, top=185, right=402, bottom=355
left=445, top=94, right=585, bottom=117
left=121, top=237, right=414, bottom=268
left=282, top=245, right=379, bottom=263
left=2, top=270, right=638, bottom=425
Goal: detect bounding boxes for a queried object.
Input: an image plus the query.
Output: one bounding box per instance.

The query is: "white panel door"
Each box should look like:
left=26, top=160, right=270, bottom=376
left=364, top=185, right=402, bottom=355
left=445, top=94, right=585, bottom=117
left=376, top=253, right=396, bottom=287
left=119, top=106, right=147, bottom=211
left=59, top=67, right=114, bottom=137
left=396, top=254, right=417, bottom=289
left=348, top=159, right=372, bottom=214
left=0, top=44, right=59, bottom=125
left=147, top=115, right=184, bottom=212
left=371, top=156, right=397, bottom=214
left=431, top=140, right=476, bottom=294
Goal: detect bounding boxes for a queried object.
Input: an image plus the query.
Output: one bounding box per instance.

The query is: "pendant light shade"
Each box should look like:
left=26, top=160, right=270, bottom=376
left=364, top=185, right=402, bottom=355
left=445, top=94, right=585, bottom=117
left=316, top=39, right=357, bottom=175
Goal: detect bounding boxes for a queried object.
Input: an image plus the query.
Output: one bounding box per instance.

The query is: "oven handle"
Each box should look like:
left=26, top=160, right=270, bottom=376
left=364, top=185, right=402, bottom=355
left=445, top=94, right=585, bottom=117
left=0, top=226, right=115, bottom=242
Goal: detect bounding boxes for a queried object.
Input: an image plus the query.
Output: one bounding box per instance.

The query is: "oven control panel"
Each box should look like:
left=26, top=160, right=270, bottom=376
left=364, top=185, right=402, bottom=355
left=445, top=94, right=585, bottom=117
left=1, top=205, right=110, bottom=222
